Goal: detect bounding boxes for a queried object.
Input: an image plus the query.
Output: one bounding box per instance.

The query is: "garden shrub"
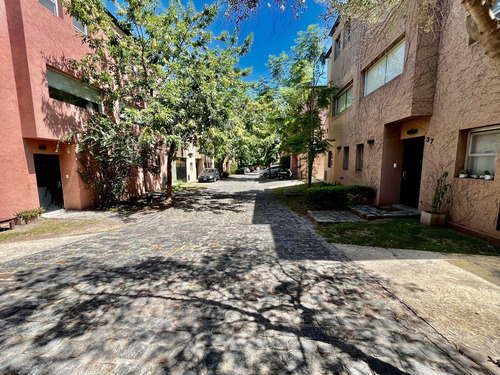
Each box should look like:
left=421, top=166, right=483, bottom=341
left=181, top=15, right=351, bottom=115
left=230, top=164, right=238, bottom=174
left=235, top=168, right=245, bottom=174
left=15, top=207, right=44, bottom=220
left=65, top=115, right=140, bottom=208
left=306, top=185, right=376, bottom=209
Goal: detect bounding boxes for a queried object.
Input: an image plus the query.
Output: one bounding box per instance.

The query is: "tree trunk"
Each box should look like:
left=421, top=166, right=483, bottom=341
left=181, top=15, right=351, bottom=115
left=307, top=152, right=314, bottom=187
left=166, top=143, right=176, bottom=199
left=143, top=163, right=149, bottom=194
left=463, top=0, right=500, bottom=76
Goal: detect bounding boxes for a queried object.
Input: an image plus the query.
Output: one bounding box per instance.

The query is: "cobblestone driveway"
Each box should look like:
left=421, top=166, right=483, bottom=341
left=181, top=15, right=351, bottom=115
left=0, top=175, right=489, bottom=374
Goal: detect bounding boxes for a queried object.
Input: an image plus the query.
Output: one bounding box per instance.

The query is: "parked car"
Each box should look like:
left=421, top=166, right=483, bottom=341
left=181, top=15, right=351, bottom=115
left=278, top=169, right=293, bottom=180
left=198, top=168, right=220, bottom=182
left=260, top=166, right=285, bottom=178
left=244, top=167, right=251, bottom=173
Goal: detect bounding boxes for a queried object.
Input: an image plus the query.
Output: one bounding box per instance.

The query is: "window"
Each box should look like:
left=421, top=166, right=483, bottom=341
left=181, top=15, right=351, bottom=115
left=493, top=0, right=500, bottom=19
left=39, top=0, right=58, bottom=15
left=466, top=127, right=500, bottom=176
left=328, top=151, right=333, bottom=168
left=47, top=68, right=103, bottom=113
left=365, top=39, right=405, bottom=96
left=73, top=18, right=87, bottom=35
left=335, top=85, right=353, bottom=115
left=356, top=144, right=364, bottom=171
left=343, top=147, right=349, bottom=170
left=334, top=36, right=341, bottom=60
left=344, top=23, right=351, bottom=46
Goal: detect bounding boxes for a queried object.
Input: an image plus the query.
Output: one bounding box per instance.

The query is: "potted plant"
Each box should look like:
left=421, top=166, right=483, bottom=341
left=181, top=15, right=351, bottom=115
left=14, top=212, right=26, bottom=226
left=458, top=169, right=468, bottom=178
left=421, top=172, right=451, bottom=227
left=484, top=170, right=493, bottom=180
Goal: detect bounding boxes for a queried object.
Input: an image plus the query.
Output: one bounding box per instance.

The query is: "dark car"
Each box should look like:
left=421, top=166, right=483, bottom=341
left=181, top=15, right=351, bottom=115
left=198, top=168, right=220, bottom=182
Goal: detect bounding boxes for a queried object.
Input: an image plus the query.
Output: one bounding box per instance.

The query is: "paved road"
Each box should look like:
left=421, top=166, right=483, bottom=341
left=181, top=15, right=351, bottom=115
left=0, top=175, right=488, bottom=374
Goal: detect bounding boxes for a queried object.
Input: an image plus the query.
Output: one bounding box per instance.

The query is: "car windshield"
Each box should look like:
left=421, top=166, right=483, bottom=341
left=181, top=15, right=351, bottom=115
left=202, top=169, right=217, bottom=173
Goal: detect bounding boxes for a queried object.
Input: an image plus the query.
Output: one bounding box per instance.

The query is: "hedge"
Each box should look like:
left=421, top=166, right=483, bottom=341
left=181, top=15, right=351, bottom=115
left=306, top=185, right=376, bottom=209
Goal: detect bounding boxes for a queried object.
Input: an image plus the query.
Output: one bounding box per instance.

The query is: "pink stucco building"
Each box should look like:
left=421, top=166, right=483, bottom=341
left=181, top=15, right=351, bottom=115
left=325, top=0, right=500, bottom=241
left=0, top=0, right=211, bottom=217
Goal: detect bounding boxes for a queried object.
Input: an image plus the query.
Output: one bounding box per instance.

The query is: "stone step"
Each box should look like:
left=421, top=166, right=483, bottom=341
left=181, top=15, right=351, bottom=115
left=349, top=204, right=419, bottom=220
left=307, top=210, right=366, bottom=225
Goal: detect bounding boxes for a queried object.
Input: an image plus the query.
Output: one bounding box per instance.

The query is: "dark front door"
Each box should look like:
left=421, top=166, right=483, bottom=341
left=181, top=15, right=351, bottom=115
left=176, top=159, right=187, bottom=182
left=400, top=137, right=425, bottom=208
left=34, top=154, right=64, bottom=211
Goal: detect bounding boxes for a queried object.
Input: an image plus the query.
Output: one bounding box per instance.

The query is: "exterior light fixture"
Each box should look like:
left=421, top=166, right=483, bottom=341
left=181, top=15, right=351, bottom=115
left=337, top=146, right=342, bottom=150
left=367, top=139, right=375, bottom=145
left=38, top=145, right=47, bottom=150
left=407, top=128, right=418, bottom=135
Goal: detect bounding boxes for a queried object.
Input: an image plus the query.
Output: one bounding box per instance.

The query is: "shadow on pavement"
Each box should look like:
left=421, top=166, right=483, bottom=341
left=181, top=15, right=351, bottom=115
left=0, top=175, right=486, bottom=374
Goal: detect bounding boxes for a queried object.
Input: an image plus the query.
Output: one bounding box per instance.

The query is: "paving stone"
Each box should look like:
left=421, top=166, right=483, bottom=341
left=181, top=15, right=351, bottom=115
left=118, top=341, right=148, bottom=359
left=0, top=175, right=486, bottom=374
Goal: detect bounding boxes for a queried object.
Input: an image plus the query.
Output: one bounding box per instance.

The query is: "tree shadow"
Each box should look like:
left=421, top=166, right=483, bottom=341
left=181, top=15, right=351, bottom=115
left=0, top=175, right=488, bottom=374
left=0, top=252, right=483, bottom=374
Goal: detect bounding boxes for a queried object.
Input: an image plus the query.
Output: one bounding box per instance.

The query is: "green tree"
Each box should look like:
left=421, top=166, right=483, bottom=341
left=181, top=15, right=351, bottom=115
left=64, top=116, right=139, bottom=208
left=224, top=0, right=500, bottom=76
left=63, top=0, right=251, bottom=197
left=267, top=25, right=336, bottom=186
left=194, top=35, right=253, bottom=177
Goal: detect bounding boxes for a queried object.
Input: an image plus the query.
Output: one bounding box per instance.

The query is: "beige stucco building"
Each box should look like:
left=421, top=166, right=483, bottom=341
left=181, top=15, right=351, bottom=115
left=325, top=0, right=500, bottom=241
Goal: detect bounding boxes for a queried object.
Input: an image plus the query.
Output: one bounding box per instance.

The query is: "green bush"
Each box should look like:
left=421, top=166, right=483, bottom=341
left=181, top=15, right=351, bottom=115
left=306, top=185, right=376, bottom=209
left=230, top=164, right=238, bottom=174
left=15, top=207, right=44, bottom=220
left=235, top=168, right=245, bottom=174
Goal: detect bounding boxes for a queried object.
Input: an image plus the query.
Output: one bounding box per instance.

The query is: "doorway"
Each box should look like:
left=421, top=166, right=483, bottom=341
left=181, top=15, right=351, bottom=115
left=34, top=154, right=64, bottom=211
left=399, top=137, right=424, bottom=208
left=175, top=159, right=187, bottom=182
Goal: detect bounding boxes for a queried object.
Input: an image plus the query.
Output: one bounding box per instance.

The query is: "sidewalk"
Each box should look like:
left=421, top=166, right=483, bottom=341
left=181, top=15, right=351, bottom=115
left=335, top=243, right=500, bottom=374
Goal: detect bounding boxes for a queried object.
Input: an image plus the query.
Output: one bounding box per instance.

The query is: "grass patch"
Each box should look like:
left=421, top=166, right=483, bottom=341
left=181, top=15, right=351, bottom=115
left=172, top=181, right=207, bottom=192
left=318, top=218, right=500, bottom=256
left=0, top=219, right=101, bottom=243
left=272, top=182, right=325, bottom=216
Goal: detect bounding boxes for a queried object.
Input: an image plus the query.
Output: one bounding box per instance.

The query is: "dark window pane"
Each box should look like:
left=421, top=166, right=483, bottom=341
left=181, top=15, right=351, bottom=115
left=49, top=87, right=100, bottom=112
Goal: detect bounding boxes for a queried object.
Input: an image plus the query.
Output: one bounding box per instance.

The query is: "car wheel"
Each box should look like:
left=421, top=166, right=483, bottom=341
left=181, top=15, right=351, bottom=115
left=263, top=173, right=269, bottom=178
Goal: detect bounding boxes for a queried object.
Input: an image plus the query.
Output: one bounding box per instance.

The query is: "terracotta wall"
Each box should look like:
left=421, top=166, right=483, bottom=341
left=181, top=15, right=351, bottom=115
left=327, top=0, right=500, bottom=239
left=1, top=0, right=207, bottom=216
left=0, top=0, right=39, bottom=217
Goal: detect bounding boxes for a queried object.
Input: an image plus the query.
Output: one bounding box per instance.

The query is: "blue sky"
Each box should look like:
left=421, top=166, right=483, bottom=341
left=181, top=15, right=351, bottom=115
left=109, top=0, right=330, bottom=83
left=193, top=1, right=330, bottom=82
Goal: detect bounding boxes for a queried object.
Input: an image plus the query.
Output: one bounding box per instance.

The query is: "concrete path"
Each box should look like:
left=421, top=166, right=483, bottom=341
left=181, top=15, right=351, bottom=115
left=0, top=175, right=493, bottom=374
left=337, top=244, right=500, bottom=374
